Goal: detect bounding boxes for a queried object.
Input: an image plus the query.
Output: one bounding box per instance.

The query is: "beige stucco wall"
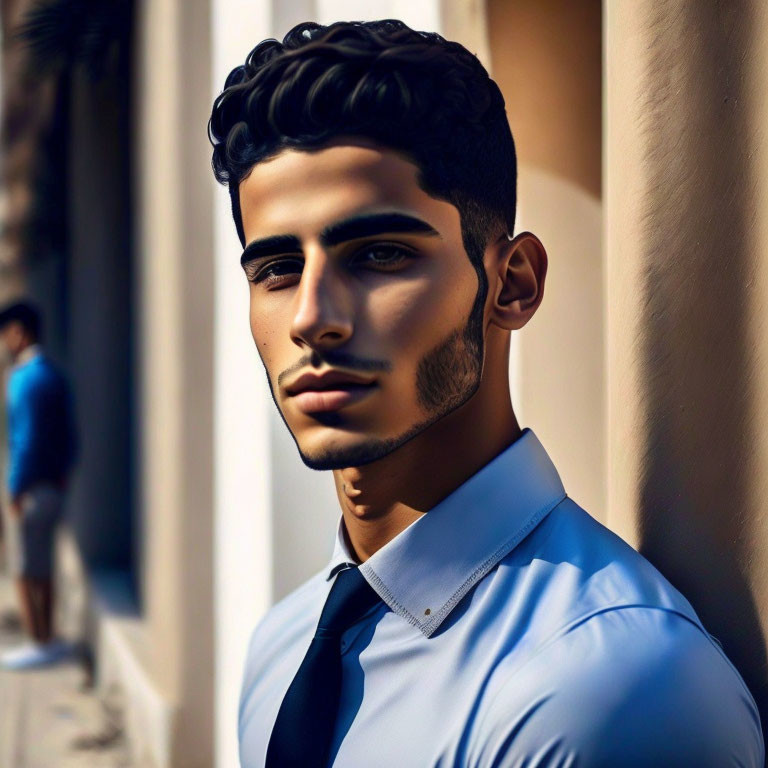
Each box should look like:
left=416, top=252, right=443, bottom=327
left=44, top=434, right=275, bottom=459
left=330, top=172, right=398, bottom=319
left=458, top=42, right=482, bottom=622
left=513, top=167, right=604, bottom=520
left=605, top=0, right=768, bottom=735
left=458, top=0, right=606, bottom=521
left=487, top=0, right=602, bottom=199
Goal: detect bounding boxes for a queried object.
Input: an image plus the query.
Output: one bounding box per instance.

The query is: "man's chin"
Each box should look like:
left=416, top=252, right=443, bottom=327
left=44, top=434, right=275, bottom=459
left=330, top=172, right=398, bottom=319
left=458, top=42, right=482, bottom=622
left=295, top=434, right=402, bottom=471
left=294, top=412, right=436, bottom=470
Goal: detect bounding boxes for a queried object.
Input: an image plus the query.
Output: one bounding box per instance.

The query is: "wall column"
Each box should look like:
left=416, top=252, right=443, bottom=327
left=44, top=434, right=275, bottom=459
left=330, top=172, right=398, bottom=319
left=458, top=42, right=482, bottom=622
left=136, top=0, right=215, bottom=764
left=480, top=0, right=605, bottom=521
left=605, top=0, right=768, bottom=735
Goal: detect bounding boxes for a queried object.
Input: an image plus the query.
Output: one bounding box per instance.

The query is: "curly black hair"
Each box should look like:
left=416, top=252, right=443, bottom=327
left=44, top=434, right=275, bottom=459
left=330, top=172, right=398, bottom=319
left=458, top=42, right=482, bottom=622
left=208, top=19, right=517, bottom=273
left=0, top=300, right=42, bottom=341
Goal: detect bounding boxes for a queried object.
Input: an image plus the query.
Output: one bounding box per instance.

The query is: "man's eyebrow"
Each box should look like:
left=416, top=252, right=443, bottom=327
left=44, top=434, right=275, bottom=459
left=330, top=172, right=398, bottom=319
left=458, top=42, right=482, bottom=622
left=240, top=212, right=441, bottom=268
left=319, top=212, right=441, bottom=247
left=240, top=234, right=302, bottom=268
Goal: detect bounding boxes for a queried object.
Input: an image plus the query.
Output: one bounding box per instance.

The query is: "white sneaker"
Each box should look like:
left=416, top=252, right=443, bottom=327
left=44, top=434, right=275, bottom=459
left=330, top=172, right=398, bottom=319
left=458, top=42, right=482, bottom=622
left=0, top=638, right=73, bottom=670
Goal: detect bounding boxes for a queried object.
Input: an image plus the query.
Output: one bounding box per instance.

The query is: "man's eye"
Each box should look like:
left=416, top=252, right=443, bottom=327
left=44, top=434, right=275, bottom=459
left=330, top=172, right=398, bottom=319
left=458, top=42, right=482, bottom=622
left=248, top=258, right=303, bottom=286
left=246, top=244, right=414, bottom=288
left=353, top=244, right=414, bottom=269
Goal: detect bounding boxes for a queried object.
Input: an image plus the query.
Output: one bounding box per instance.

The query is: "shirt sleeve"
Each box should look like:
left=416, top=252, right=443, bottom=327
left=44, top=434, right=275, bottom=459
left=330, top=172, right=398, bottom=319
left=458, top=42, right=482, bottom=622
left=7, top=370, right=43, bottom=497
left=469, top=606, right=764, bottom=768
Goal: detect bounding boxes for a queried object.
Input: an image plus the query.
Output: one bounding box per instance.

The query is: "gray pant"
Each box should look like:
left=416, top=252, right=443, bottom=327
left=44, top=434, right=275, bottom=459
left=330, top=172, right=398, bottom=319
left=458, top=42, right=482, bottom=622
left=6, top=482, right=65, bottom=580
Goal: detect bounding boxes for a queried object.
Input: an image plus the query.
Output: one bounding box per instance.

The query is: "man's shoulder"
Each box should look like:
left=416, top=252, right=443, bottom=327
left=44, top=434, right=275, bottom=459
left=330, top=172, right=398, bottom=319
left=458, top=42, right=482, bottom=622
left=475, top=604, right=764, bottom=766
left=512, top=495, right=701, bottom=621
left=33, top=354, right=67, bottom=384
left=474, top=497, right=765, bottom=766
left=10, top=353, right=63, bottom=388
left=471, top=602, right=764, bottom=767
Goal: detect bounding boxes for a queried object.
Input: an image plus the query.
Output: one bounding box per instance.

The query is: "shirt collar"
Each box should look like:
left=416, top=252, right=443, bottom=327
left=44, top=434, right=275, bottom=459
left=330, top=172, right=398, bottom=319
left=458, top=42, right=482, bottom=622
left=324, top=427, right=567, bottom=638
left=12, top=343, right=42, bottom=369
left=327, top=517, right=362, bottom=579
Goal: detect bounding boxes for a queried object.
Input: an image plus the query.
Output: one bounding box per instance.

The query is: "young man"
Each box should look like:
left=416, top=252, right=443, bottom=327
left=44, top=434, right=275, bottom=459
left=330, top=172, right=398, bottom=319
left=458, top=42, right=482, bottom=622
left=209, top=20, right=763, bottom=768
left=0, top=300, right=78, bottom=670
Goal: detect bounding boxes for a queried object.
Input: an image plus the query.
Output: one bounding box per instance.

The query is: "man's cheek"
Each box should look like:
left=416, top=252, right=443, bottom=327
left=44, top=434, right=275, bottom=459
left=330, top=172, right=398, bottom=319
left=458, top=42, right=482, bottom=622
left=370, top=308, right=436, bottom=366
left=250, top=308, right=276, bottom=352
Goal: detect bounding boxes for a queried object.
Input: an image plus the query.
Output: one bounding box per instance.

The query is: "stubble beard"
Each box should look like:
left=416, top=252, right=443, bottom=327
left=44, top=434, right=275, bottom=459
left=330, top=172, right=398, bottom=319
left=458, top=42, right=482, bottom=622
left=284, top=276, right=487, bottom=471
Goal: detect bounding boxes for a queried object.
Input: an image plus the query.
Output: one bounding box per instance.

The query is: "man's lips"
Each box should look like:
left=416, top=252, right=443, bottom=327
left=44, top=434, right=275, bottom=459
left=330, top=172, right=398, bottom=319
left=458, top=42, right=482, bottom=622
left=290, top=382, right=378, bottom=414
left=285, top=368, right=377, bottom=395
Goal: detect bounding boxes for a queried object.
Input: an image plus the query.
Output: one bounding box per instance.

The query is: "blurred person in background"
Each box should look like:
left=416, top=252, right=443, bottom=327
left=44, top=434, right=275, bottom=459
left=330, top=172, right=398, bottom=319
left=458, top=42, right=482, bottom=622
left=210, top=19, right=763, bottom=768
left=0, top=300, right=78, bottom=670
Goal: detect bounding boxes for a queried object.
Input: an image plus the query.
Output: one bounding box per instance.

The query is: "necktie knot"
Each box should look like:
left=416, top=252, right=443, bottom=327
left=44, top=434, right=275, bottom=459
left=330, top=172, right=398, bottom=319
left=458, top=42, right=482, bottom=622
left=316, top=566, right=381, bottom=637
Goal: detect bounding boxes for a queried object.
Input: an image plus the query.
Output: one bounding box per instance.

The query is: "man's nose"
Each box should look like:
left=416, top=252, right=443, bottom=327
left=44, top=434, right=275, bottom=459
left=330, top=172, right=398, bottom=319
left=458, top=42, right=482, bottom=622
left=289, top=250, right=354, bottom=349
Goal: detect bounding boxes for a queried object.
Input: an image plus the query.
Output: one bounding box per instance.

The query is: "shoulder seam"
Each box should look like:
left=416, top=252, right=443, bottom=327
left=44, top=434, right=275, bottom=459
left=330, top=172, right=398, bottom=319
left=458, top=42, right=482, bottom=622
left=559, top=603, right=758, bottom=711
left=475, top=603, right=759, bottom=738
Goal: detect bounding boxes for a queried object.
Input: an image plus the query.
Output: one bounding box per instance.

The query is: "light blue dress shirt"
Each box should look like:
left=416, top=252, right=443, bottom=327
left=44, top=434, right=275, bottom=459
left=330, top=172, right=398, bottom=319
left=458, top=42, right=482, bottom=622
left=239, top=427, right=764, bottom=767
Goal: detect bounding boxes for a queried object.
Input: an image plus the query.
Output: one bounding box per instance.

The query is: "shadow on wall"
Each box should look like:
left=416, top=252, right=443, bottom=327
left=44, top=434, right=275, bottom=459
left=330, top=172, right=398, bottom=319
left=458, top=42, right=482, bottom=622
left=636, top=0, right=767, bottom=742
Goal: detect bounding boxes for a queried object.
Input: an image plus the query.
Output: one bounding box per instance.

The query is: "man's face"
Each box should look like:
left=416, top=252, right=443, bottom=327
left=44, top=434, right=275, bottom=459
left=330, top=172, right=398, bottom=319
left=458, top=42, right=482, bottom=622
left=238, top=140, right=488, bottom=470
left=0, top=322, right=24, bottom=362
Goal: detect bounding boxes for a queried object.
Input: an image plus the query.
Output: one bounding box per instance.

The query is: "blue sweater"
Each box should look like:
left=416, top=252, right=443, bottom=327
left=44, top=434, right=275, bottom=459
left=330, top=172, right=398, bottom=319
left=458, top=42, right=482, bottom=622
left=5, top=351, right=78, bottom=497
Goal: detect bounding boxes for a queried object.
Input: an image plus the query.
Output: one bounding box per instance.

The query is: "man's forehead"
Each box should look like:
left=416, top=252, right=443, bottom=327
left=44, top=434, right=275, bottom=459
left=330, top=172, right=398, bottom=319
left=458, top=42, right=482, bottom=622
left=238, top=142, right=454, bottom=241
left=241, top=142, right=421, bottom=201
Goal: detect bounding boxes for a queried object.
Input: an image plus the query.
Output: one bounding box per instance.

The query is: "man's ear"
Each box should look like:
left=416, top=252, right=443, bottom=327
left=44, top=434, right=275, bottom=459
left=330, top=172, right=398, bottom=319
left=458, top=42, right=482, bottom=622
left=489, top=231, right=548, bottom=331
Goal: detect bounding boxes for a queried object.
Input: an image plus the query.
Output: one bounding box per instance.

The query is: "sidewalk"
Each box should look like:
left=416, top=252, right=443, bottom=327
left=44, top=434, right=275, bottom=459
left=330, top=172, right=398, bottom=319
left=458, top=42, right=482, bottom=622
left=0, top=572, right=132, bottom=768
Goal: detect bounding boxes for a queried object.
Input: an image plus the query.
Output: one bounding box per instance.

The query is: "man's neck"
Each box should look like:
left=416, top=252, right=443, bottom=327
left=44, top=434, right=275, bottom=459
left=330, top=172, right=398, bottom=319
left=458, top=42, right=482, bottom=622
left=332, top=382, right=521, bottom=564
left=13, top=341, right=41, bottom=367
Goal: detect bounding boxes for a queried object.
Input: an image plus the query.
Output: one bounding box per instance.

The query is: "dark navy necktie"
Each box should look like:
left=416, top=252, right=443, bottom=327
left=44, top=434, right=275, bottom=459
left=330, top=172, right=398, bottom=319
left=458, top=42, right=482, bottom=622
left=265, top=565, right=383, bottom=768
